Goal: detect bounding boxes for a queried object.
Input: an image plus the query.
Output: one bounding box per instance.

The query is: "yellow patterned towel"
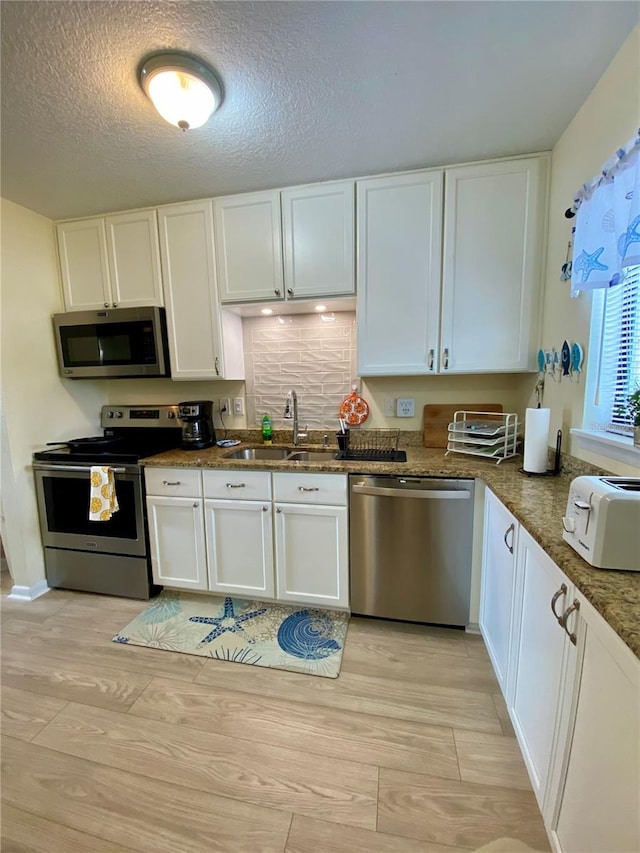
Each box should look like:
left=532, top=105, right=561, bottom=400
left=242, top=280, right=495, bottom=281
left=89, top=466, right=119, bottom=521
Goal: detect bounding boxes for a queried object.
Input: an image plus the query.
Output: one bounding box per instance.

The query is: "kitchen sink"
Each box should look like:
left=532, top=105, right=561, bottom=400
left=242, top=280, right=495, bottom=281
left=224, top=446, right=338, bottom=461
left=225, top=446, right=292, bottom=460
left=286, top=448, right=337, bottom=461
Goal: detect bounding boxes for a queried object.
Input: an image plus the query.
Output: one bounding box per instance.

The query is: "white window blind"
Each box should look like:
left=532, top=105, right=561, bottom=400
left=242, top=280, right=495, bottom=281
left=591, top=266, right=640, bottom=435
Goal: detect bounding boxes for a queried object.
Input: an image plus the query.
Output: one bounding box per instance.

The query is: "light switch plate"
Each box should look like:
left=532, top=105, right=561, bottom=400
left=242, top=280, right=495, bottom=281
left=384, top=398, right=396, bottom=417
left=396, top=398, right=415, bottom=417
left=233, top=397, right=244, bottom=416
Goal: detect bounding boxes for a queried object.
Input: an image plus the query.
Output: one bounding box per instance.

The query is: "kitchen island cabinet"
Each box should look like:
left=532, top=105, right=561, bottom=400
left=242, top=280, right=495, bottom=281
left=57, top=210, right=163, bottom=311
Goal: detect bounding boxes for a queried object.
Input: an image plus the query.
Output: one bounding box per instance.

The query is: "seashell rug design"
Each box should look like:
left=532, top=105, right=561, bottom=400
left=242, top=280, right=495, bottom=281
left=113, top=591, right=349, bottom=678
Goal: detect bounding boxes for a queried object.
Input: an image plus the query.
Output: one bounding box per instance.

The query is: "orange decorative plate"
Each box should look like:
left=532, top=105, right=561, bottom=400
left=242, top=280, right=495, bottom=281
left=339, top=390, right=370, bottom=426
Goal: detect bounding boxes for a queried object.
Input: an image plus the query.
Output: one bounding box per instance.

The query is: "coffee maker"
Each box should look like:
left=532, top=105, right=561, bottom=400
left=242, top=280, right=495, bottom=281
left=178, top=400, right=216, bottom=449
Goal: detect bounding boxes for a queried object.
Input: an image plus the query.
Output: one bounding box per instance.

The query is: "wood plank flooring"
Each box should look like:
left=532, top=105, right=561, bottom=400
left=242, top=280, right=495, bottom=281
left=1, top=573, right=550, bottom=852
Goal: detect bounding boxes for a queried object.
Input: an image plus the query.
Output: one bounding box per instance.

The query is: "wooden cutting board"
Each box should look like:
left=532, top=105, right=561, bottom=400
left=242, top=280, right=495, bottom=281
left=423, top=403, right=503, bottom=448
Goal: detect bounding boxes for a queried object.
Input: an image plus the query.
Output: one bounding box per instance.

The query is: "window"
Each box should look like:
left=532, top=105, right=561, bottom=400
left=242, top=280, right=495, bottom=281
left=584, top=265, right=640, bottom=437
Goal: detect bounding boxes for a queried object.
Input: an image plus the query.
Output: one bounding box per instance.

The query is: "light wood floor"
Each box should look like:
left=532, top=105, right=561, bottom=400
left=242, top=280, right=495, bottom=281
left=0, top=571, right=550, bottom=853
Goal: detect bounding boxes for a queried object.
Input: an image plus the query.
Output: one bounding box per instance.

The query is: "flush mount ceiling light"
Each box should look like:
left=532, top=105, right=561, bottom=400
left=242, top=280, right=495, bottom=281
left=138, top=52, right=223, bottom=131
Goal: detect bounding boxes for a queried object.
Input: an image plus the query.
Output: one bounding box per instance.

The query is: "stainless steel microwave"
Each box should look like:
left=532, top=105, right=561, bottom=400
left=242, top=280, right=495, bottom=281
left=53, top=307, right=171, bottom=379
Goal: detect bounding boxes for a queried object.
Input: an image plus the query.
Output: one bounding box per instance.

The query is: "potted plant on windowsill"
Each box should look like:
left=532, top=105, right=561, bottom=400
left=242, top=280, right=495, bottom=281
left=624, top=389, right=640, bottom=446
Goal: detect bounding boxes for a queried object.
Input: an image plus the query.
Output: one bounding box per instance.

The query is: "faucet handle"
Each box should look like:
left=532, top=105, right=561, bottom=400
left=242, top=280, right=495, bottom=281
left=298, top=425, right=309, bottom=441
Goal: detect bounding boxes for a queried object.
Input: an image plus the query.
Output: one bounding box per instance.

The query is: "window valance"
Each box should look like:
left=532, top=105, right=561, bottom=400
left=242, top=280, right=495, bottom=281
left=571, top=130, right=640, bottom=296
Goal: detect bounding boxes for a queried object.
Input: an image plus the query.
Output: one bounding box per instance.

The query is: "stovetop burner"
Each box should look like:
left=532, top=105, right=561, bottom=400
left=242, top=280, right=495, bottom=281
left=34, top=404, right=183, bottom=466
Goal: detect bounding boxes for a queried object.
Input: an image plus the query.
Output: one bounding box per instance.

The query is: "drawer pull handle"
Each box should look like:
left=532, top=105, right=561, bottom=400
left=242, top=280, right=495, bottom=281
left=560, top=599, right=580, bottom=645
left=298, top=486, right=319, bottom=492
left=162, top=480, right=181, bottom=486
left=551, top=584, right=567, bottom=623
left=503, top=523, right=515, bottom=554
left=226, top=483, right=246, bottom=489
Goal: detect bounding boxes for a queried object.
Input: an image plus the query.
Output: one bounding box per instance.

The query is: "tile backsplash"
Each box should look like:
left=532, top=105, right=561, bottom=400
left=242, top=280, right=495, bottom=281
left=243, top=312, right=356, bottom=429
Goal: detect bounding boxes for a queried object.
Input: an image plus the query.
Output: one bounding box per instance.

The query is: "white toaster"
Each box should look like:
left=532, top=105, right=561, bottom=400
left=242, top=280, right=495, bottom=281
left=562, top=476, right=640, bottom=571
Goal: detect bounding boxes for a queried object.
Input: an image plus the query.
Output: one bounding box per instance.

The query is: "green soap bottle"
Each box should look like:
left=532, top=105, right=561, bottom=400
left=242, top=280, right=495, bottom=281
left=261, top=414, right=273, bottom=445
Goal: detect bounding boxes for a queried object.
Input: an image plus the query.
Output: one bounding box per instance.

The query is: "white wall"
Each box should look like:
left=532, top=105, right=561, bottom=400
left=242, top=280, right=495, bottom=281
left=0, top=198, right=104, bottom=591
left=539, top=26, right=640, bottom=475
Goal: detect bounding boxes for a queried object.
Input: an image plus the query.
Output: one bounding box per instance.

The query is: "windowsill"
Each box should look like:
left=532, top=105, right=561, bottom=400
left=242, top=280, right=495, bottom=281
left=570, top=428, right=640, bottom=467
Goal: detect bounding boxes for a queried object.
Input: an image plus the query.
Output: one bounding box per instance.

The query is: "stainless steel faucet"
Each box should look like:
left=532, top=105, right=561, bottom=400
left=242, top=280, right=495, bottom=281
left=283, top=389, right=307, bottom=446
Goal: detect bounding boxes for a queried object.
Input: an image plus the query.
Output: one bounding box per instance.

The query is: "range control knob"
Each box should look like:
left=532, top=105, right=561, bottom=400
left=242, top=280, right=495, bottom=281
left=167, top=411, right=176, bottom=419
left=113, top=411, right=123, bottom=419
left=106, top=411, right=114, bottom=418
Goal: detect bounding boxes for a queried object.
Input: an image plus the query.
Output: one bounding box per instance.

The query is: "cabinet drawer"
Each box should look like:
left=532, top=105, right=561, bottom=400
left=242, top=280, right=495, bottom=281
left=203, top=470, right=272, bottom=501
left=273, top=472, right=347, bottom=506
left=145, top=467, right=202, bottom=497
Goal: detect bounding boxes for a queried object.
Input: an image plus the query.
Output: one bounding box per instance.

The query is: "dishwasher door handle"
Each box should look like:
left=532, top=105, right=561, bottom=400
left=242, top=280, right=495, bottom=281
left=351, top=484, right=471, bottom=500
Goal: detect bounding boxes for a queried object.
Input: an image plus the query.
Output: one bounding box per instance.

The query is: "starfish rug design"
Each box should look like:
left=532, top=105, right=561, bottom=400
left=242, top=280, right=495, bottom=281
left=113, top=590, right=349, bottom=678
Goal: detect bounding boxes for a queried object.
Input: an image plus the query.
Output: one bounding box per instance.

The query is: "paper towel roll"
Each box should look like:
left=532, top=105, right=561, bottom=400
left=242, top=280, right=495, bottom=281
left=524, top=408, right=550, bottom=473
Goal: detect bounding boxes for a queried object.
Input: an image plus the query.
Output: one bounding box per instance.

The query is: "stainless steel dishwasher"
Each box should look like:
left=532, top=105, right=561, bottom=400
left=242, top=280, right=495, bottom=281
left=349, top=475, right=475, bottom=627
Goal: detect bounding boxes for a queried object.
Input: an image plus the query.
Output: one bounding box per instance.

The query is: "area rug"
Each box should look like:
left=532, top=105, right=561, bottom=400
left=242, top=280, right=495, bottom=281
left=113, top=591, right=349, bottom=678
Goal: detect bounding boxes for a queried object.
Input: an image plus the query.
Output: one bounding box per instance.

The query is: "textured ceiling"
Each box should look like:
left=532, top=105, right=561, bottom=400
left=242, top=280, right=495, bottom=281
left=1, top=1, right=638, bottom=220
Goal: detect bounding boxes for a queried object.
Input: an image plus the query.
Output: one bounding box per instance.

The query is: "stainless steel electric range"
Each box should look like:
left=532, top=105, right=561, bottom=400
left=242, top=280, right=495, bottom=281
left=32, top=404, right=182, bottom=599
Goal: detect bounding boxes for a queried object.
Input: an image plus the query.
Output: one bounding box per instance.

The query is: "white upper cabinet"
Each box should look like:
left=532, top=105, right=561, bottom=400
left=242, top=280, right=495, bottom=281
left=57, top=211, right=163, bottom=311
left=214, top=190, right=284, bottom=303
left=357, top=171, right=444, bottom=375
left=440, top=157, right=548, bottom=373
left=282, top=181, right=355, bottom=299
left=215, top=183, right=356, bottom=304
left=57, top=219, right=112, bottom=311
left=157, top=200, right=244, bottom=381
left=104, top=210, right=163, bottom=308
left=356, top=155, right=548, bottom=376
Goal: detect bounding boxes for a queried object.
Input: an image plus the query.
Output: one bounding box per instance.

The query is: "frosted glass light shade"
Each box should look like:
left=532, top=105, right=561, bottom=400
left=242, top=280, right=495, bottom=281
left=139, top=53, right=223, bottom=131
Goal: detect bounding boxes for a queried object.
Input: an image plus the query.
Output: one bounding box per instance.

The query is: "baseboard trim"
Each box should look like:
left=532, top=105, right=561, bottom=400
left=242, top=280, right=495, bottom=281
left=8, top=579, right=50, bottom=601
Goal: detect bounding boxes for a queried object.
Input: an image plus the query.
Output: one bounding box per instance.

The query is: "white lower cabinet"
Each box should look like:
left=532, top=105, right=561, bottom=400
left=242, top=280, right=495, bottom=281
left=146, top=467, right=349, bottom=609
left=551, top=592, right=640, bottom=853
left=509, top=528, right=578, bottom=809
left=479, top=489, right=518, bottom=697
left=146, top=496, right=208, bottom=590
left=480, top=490, right=640, bottom=853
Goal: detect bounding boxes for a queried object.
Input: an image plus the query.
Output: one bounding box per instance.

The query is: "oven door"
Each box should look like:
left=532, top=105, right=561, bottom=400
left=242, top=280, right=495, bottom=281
left=33, top=463, right=146, bottom=557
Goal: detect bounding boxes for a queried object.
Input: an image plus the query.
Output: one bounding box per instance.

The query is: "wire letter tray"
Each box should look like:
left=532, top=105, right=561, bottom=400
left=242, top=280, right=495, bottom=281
left=446, top=411, right=520, bottom=464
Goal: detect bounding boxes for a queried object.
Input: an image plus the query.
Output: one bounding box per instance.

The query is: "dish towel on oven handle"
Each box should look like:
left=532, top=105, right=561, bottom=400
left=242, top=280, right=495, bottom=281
left=89, top=466, right=119, bottom=521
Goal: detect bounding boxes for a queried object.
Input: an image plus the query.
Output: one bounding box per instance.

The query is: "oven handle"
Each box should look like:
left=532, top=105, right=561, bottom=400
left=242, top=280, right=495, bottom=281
left=33, top=463, right=129, bottom=474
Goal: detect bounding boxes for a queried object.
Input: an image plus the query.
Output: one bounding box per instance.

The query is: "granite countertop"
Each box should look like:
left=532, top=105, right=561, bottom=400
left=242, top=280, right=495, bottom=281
left=142, top=438, right=640, bottom=659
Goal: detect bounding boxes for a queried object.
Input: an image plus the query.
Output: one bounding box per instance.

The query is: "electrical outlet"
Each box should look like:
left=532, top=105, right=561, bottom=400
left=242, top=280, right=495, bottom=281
left=384, top=398, right=396, bottom=417
left=219, top=398, right=230, bottom=415
left=396, top=397, right=415, bottom=417
left=233, top=397, right=244, bottom=416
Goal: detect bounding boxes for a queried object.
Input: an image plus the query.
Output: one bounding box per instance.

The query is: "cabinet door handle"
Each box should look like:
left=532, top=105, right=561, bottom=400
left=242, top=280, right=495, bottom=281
left=104, top=302, right=109, bottom=308
left=427, top=349, right=434, bottom=371
left=275, top=289, right=281, bottom=296
left=192, top=502, right=199, bottom=508
left=551, top=583, right=567, bottom=623
left=214, top=357, right=220, bottom=376
left=442, top=347, right=449, bottom=370
left=162, top=480, right=181, bottom=486
left=112, top=302, right=118, bottom=308
left=503, top=523, right=515, bottom=554
left=287, top=288, right=294, bottom=296
left=262, top=505, right=268, bottom=511
left=560, top=599, right=580, bottom=645
left=298, top=486, right=319, bottom=492
left=276, top=507, right=282, bottom=513
left=226, top=483, right=246, bottom=489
